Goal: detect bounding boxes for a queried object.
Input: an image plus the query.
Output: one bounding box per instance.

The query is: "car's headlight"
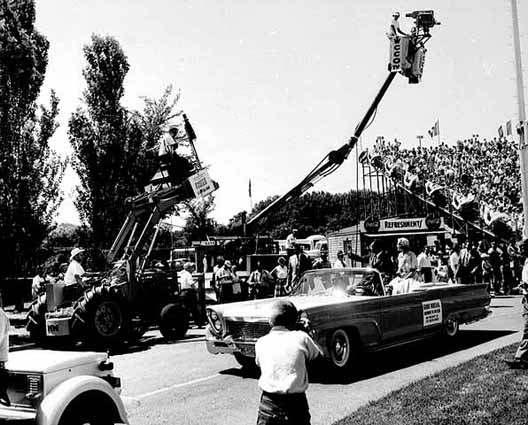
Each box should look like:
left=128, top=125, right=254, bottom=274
left=206, top=309, right=223, bottom=334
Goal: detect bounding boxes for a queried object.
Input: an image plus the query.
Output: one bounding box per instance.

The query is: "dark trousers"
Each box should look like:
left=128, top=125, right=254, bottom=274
left=257, top=391, right=310, bottom=425
left=515, top=295, right=528, bottom=361
left=181, top=289, right=203, bottom=326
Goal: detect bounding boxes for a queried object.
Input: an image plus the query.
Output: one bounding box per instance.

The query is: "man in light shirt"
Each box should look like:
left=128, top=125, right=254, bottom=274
left=417, top=245, right=433, bottom=282
left=179, top=262, right=201, bottom=327
left=285, top=229, right=298, bottom=256
left=0, top=307, right=10, bottom=406
left=64, top=247, right=86, bottom=286
left=255, top=300, right=321, bottom=424
left=333, top=250, right=347, bottom=269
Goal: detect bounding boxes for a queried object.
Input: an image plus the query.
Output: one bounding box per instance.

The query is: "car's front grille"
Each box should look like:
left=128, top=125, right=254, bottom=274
left=226, top=320, right=270, bottom=341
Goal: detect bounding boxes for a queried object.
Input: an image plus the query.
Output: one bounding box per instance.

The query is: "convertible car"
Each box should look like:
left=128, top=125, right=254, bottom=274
left=205, top=268, right=491, bottom=371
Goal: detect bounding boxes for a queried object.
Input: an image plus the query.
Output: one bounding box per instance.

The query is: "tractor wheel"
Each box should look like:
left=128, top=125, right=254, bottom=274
left=26, top=294, right=47, bottom=343
left=72, top=285, right=128, bottom=348
left=159, top=303, right=189, bottom=341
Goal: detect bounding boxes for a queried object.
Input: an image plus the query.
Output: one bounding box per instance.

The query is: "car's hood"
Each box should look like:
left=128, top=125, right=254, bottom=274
left=6, top=350, right=107, bottom=374
left=216, top=295, right=368, bottom=320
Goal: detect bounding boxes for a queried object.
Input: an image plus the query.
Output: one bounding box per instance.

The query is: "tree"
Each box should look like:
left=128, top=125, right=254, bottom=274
left=0, top=0, right=66, bottom=276
left=182, top=196, right=218, bottom=244
left=69, top=34, right=179, bottom=249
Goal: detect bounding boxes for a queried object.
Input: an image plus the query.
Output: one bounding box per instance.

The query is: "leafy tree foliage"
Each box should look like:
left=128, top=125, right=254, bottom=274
left=0, top=0, right=66, bottom=276
left=228, top=190, right=401, bottom=239
left=69, top=34, right=179, bottom=248
left=182, top=196, right=218, bottom=244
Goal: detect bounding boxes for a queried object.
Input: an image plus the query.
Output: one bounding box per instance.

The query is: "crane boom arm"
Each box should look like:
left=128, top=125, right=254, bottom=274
left=248, top=71, right=397, bottom=226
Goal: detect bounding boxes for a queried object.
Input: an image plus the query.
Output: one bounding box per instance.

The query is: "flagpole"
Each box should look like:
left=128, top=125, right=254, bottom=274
left=437, top=119, right=440, bottom=146
left=511, top=0, right=528, bottom=239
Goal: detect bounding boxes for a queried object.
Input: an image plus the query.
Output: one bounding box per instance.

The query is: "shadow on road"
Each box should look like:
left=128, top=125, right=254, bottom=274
left=218, top=329, right=516, bottom=385
left=311, top=329, right=515, bottom=385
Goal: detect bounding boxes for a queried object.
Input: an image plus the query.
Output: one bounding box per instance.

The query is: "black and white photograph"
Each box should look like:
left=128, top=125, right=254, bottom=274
left=1, top=1, right=528, bottom=424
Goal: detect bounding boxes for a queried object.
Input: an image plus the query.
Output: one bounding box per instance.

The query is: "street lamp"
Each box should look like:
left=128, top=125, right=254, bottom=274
left=417, top=135, right=424, bottom=148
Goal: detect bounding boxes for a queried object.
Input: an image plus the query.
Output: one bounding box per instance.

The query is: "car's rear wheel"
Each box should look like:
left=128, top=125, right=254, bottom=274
left=443, top=315, right=459, bottom=338
left=328, top=328, right=355, bottom=371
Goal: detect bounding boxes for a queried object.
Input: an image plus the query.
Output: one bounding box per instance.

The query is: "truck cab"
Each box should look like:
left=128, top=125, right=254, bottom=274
left=1, top=349, right=127, bottom=425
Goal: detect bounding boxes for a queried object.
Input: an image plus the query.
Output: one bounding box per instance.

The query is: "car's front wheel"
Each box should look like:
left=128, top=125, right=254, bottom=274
left=328, top=328, right=356, bottom=371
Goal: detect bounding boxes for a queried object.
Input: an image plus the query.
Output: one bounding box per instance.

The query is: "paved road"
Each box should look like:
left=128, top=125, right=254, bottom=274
left=112, top=296, right=522, bottom=425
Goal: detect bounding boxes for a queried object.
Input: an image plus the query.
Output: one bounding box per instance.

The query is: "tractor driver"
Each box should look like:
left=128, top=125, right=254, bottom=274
left=0, top=306, right=10, bottom=406
left=65, top=247, right=86, bottom=286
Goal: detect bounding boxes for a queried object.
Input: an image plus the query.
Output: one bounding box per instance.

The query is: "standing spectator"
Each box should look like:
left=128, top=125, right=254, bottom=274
left=248, top=261, right=272, bottom=299
left=64, top=248, right=86, bottom=286
left=212, top=256, right=224, bottom=300
left=449, top=243, right=461, bottom=283
left=500, top=243, right=513, bottom=294
left=333, top=250, right=347, bottom=269
left=285, top=229, right=298, bottom=256
left=255, top=300, right=322, bottom=425
left=458, top=241, right=471, bottom=284
left=396, top=238, right=417, bottom=277
left=506, top=239, right=528, bottom=369
left=287, top=245, right=311, bottom=291
left=179, top=262, right=201, bottom=326
left=0, top=307, right=10, bottom=406
left=417, top=246, right=433, bottom=282
left=215, top=260, right=235, bottom=303
left=466, top=242, right=483, bottom=284
left=312, top=251, right=331, bottom=270
left=231, top=264, right=242, bottom=300
left=488, top=241, right=503, bottom=294
left=271, top=257, right=289, bottom=297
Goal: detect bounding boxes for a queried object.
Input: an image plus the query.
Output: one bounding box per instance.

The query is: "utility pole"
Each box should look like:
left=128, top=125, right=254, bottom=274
left=417, top=135, right=424, bottom=148
left=511, top=0, right=528, bottom=239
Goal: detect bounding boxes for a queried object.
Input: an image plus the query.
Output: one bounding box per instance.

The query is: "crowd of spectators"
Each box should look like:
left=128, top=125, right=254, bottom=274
left=369, top=135, right=523, bottom=235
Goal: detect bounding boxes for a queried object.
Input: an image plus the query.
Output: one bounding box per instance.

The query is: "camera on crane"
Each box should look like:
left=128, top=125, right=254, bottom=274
left=405, top=10, right=440, bottom=34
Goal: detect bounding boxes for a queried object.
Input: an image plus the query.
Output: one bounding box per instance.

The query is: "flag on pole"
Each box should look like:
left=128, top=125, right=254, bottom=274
left=498, top=125, right=504, bottom=138
left=248, top=179, right=252, bottom=198
left=428, top=120, right=439, bottom=138
left=506, top=120, right=512, bottom=136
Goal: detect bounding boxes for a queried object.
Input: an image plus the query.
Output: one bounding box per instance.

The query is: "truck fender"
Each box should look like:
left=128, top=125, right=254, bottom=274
left=36, top=375, right=128, bottom=425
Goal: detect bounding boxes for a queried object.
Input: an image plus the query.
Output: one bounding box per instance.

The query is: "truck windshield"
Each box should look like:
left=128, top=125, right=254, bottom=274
left=292, top=269, right=384, bottom=297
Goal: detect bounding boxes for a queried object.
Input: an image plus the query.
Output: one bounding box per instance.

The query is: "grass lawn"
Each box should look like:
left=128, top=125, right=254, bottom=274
left=334, top=343, right=528, bottom=425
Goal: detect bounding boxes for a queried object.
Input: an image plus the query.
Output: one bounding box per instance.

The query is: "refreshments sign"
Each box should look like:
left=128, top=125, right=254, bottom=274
left=361, top=216, right=443, bottom=233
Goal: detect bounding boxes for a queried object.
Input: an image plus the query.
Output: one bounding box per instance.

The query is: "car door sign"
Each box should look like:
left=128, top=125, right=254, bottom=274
left=422, top=299, right=442, bottom=326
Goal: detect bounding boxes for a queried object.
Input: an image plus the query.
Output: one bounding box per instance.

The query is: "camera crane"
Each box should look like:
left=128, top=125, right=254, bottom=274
left=247, top=10, right=440, bottom=228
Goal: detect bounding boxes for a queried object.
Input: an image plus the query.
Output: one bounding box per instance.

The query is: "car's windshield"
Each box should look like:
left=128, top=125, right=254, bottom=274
left=292, top=269, right=384, bottom=297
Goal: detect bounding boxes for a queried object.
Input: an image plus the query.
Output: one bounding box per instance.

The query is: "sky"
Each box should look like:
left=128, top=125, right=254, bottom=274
left=33, top=0, right=528, bottom=226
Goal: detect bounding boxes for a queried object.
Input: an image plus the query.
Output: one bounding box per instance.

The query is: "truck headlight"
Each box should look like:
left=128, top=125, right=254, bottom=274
left=206, top=309, right=223, bottom=334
